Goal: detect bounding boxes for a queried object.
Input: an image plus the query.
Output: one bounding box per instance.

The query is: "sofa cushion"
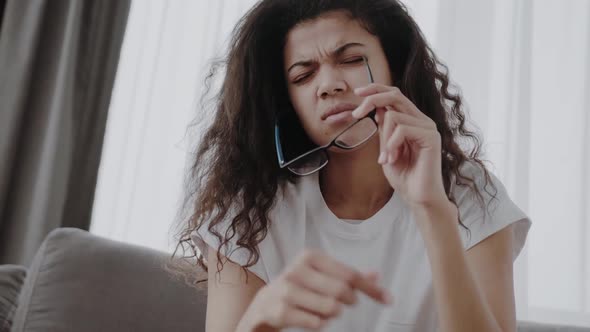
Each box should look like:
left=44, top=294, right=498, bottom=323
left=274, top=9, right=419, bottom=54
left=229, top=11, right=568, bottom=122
left=0, top=264, right=27, bottom=331
left=518, top=321, right=590, bottom=332
left=10, top=228, right=206, bottom=332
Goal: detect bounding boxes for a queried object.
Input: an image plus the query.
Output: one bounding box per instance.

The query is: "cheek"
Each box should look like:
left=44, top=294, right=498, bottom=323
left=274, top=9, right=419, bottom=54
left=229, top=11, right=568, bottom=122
left=288, top=87, right=329, bottom=145
left=289, top=87, right=315, bottom=124
left=288, top=88, right=304, bottom=110
left=381, top=71, right=393, bottom=86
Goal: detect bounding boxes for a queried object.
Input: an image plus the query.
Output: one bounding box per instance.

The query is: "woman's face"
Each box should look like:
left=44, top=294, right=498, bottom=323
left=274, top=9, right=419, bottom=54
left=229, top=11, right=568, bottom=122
left=283, top=11, right=393, bottom=148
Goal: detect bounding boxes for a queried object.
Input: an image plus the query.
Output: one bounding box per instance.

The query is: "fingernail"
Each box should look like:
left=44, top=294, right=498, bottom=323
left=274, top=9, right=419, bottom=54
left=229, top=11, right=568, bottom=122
left=387, top=154, right=394, bottom=164
left=378, top=152, right=386, bottom=164
left=354, top=87, right=363, bottom=94
left=383, top=292, right=392, bottom=305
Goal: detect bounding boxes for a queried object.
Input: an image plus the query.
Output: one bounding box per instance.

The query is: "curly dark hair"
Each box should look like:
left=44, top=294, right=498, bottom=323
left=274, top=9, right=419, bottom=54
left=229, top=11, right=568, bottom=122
left=166, top=0, right=495, bottom=288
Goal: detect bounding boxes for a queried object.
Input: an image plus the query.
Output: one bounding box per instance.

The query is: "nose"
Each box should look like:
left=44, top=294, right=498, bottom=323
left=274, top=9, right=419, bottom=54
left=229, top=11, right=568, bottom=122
left=317, top=67, right=348, bottom=99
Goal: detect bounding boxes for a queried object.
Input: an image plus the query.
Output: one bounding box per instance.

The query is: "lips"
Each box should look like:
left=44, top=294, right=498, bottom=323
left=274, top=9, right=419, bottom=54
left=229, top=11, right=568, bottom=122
left=321, top=103, right=357, bottom=121
left=324, top=111, right=353, bottom=125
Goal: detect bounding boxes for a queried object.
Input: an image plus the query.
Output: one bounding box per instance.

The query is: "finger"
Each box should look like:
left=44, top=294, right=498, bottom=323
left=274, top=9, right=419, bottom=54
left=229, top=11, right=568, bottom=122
left=351, top=273, right=392, bottom=305
left=385, top=125, right=437, bottom=163
left=301, top=251, right=390, bottom=304
left=282, top=282, right=342, bottom=319
left=353, top=90, right=416, bottom=119
left=386, top=108, right=435, bottom=130
left=380, top=110, right=396, bottom=164
left=353, top=84, right=426, bottom=120
left=390, top=140, right=409, bottom=165
left=275, top=304, right=326, bottom=330
left=297, top=251, right=355, bottom=279
left=382, top=110, right=436, bottom=163
left=364, top=271, right=380, bottom=283
left=291, top=266, right=358, bottom=305
left=375, top=107, right=387, bottom=164
left=354, top=83, right=393, bottom=96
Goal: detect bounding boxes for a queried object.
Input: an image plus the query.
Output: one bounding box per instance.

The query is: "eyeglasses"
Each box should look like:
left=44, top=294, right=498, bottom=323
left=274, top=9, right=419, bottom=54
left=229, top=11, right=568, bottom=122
left=275, top=56, right=378, bottom=176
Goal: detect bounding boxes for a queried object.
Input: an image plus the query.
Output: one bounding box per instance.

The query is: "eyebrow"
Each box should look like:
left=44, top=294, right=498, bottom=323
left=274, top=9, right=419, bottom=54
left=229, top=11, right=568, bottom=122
left=286, top=42, right=365, bottom=74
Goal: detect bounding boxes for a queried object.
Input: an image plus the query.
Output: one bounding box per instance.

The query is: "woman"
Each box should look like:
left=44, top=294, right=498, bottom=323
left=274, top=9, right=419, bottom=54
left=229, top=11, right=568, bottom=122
left=172, top=0, right=531, bottom=331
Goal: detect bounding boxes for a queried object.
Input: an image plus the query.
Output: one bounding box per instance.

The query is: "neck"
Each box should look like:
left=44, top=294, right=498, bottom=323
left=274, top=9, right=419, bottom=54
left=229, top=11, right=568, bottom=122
left=319, top=137, right=394, bottom=220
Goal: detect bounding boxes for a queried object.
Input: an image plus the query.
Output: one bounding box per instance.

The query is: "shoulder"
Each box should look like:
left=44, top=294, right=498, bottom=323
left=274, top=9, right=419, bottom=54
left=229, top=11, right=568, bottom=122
left=450, top=160, right=532, bottom=257
left=450, top=160, right=502, bottom=212
left=452, top=160, right=497, bottom=194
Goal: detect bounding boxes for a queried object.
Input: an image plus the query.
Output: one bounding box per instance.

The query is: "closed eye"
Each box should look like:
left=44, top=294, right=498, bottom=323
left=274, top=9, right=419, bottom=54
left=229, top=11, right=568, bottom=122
left=292, top=73, right=313, bottom=84
left=341, top=56, right=364, bottom=64
left=290, top=56, right=364, bottom=84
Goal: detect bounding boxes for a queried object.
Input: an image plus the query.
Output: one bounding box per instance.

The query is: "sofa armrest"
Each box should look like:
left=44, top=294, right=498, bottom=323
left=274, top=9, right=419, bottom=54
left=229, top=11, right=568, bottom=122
left=0, top=264, right=27, bottom=332
left=11, top=228, right=206, bottom=332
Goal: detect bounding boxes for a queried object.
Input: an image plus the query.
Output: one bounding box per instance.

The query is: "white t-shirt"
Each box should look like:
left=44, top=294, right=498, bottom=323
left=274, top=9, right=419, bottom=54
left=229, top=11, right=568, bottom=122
left=191, top=162, right=531, bottom=332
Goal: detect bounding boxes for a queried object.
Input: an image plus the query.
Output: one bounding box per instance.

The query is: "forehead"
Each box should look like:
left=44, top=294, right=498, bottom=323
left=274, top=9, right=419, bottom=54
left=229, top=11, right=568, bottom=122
left=284, top=11, right=371, bottom=62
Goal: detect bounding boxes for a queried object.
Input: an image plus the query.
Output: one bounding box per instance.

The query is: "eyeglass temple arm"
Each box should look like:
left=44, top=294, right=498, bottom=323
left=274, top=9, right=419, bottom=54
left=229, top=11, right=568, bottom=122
left=363, top=56, right=374, bottom=84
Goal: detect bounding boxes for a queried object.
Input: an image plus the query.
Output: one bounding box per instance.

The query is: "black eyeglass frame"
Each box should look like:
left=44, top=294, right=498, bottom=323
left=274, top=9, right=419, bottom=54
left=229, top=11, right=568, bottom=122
left=274, top=56, right=378, bottom=176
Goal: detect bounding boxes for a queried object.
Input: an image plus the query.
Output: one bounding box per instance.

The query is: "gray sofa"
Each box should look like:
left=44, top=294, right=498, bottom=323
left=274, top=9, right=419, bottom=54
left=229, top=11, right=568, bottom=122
left=0, top=227, right=588, bottom=332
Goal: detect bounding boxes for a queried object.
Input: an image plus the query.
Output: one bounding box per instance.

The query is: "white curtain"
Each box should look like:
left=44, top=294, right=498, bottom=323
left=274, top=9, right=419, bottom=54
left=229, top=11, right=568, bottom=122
left=91, top=0, right=590, bottom=327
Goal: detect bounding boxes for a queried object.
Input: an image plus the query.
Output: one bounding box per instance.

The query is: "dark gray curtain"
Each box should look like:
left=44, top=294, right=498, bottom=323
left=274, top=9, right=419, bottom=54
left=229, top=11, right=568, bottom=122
left=0, top=0, right=6, bottom=34
left=0, top=0, right=131, bottom=266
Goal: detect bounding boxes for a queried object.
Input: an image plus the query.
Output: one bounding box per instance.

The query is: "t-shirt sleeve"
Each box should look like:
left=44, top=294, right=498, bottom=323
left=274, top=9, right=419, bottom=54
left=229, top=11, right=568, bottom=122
left=190, top=211, right=269, bottom=283
left=453, top=162, right=532, bottom=261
